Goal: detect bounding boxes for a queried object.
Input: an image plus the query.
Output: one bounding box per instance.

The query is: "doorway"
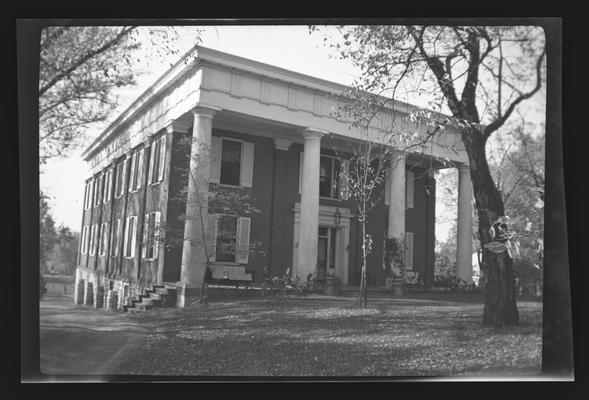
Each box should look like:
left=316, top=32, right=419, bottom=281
left=317, top=226, right=336, bottom=280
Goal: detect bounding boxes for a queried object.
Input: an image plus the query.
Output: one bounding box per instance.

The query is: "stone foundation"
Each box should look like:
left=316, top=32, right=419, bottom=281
left=74, top=266, right=152, bottom=310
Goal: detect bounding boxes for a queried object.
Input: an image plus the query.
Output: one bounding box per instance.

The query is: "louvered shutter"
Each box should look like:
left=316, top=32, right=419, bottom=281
left=148, top=142, right=156, bottom=184
left=158, top=136, right=166, bottom=182
left=153, top=211, right=161, bottom=259
left=129, top=154, right=136, bottom=192
left=240, top=141, right=255, bottom=187
left=235, top=217, right=251, bottom=264
left=340, top=160, right=350, bottom=200
left=384, top=167, right=391, bottom=205
left=209, top=137, right=222, bottom=184
left=142, top=214, right=149, bottom=258
left=405, top=232, right=414, bottom=270
left=131, top=217, right=138, bottom=257
left=406, top=171, right=414, bottom=209
left=123, top=218, right=130, bottom=257
left=137, top=149, right=144, bottom=189
left=206, top=213, right=217, bottom=262
left=122, top=157, right=128, bottom=194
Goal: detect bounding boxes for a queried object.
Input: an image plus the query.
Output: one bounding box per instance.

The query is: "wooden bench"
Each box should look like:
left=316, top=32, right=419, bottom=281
left=209, top=265, right=254, bottom=297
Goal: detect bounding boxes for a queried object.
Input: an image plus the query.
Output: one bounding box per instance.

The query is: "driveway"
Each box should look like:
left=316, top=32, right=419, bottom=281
left=40, top=296, right=150, bottom=376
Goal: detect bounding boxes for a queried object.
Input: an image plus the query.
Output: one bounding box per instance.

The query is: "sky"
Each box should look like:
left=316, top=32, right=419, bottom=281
left=39, top=25, right=545, bottom=244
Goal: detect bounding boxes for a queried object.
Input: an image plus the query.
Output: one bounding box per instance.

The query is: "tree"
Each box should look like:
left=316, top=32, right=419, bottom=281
left=315, top=25, right=546, bottom=326
left=55, top=226, right=80, bottom=276
left=39, top=25, right=201, bottom=165
left=39, top=191, right=58, bottom=274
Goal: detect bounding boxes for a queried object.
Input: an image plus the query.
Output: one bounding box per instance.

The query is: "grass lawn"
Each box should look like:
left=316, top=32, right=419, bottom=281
left=117, top=293, right=542, bottom=377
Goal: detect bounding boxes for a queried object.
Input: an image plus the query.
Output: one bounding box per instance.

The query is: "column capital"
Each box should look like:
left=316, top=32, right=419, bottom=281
left=273, top=137, right=293, bottom=151
left=457, top=163, right=470, bottom=173
left=191, top=104, right=222, bottom=119
left=300, top=127, right=328, bottom=140
left=165, top=119, right=192, bottom=134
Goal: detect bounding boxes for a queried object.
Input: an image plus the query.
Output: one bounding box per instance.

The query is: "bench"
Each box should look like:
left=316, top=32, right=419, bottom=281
left=208, top=265, right=254, bottom=297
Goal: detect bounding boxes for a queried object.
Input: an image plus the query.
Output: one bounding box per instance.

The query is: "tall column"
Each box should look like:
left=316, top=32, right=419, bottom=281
left=295, top=128, right=326, bottom=279
left=387, top=150, right=406, bottom=295
left=456, top=164, right=473, bottom=283
left=177, top=106, right=220, bottom=307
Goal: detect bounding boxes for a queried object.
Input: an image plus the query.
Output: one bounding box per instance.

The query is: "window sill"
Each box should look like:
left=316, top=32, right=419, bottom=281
left=149, top=180, right=162, bottom=187
left=319, top=196, right=342, bottom=201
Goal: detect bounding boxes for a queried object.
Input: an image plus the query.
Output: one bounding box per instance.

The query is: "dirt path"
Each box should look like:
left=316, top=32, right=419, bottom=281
left=40, top=296, right=150, bottom=376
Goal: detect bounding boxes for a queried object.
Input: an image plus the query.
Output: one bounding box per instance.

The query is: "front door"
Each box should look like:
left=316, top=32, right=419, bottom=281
left=317, top=227, right=336, bottom=280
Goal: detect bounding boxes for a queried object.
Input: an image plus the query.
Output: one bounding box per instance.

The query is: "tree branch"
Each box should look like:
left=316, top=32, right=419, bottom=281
left=483, top=45, right=546, bottom=138
left=39, top=26, right=136, bottom=97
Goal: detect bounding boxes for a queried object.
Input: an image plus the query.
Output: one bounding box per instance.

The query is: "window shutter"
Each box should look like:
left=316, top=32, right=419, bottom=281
left=235, top=217, right=251, bottom=264
left=406, top=171, right=414, bottom=209
left=405, top=232, right=414, bottom=270
left=129, top=154, right=136, bottom=192
left=340, top=160, right=350, bottom=200
left=137, top=149, right=144, bottom=189
left=142, top=214, right=149, bottom=259
left=131, top=217, right=138, bottom=257
left=148, top=143, right=156, bottom=184
left=122, top=157, right=128, bottom=194
left=240, top=141, right=255, bottom=187
left=206, top=213, right=217, bottom=262
left=384, top=167, right=391, bottom=205
left=298, top=151, right=303, bottom=194
left=209, top=137, right=222, bottom=184
left=158, top=136, right=166, bottom=182
left=154, top=212, right=161, bottom=259
left=123, top=218, right=130, bottom=257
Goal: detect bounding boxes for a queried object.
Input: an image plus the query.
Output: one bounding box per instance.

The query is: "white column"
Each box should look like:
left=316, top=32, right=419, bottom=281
left=295, top=128, right=326, bottom=279
left=456, top=164, right=473, bottom=283
left=386, top=151, right=406, bottom=290
left=178, top=106, right=220, bottom=306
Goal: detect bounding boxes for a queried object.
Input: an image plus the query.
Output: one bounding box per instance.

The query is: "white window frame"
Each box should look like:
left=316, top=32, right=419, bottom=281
left=148, top=135, right=167, bottom=186
left=123, top=216, right=138, bottom=258
left=129, top=148, right=144, bottom=193
left=299, top=153, right=347, bottom=200
left=114, top=158, right=127, bottom=198
left=81, top=226, right=89, bottom=254
left=94, top=174, right=103, bottom=208
left=211, top=137, right=254, bottom=188
left=84, top=180, right=94, bottom=210
left=103, top=168, right=113, bottom=204
left=89, top=224, right=98, bottom=256
left=99, top=222, right=109, bottom=257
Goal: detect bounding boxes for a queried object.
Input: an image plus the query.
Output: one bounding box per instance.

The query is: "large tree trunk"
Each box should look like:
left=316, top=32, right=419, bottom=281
left=463, top=128, right=519, bottom=326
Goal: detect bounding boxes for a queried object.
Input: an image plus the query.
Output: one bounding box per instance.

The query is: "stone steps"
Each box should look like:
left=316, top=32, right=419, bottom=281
left=123, top=285, right=177, bottom=312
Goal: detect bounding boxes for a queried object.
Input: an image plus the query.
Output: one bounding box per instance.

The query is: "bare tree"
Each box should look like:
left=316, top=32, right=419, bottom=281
left=314, top=25, right=546, bottom=326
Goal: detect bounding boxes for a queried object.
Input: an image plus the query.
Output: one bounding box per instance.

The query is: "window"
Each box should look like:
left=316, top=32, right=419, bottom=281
left=89, top=224, right=98, bottom=256
left=405, top=232, right=414, bottom=270
left=110, top=219, right=121, bottom=257
left=114, top=158, right=127, bottom=198
left=209, top=137, right=254, bottom=187
left=99, top=222, right=109, bottom=257
left=103, top=168, right=113, bottom=203
left=319, top=156, right=341, bottom=198
left=123, top=216, right=138, bottom=258
left=148, top=135, right=166, bottom=185
left=215, top=215, right=237, bottom=262
left=84, top=180, right=94, bottom=210
left=93, top=174, right=103, bottom=207
left=129, top=148, right=144, bottom=192
left=81, top=226, right=89, bottom=254
left=220, top=140, right=241, bottom=186
left=142, top=211, right=161, bottom=259
left=210, top=214, right=251, bottom=264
